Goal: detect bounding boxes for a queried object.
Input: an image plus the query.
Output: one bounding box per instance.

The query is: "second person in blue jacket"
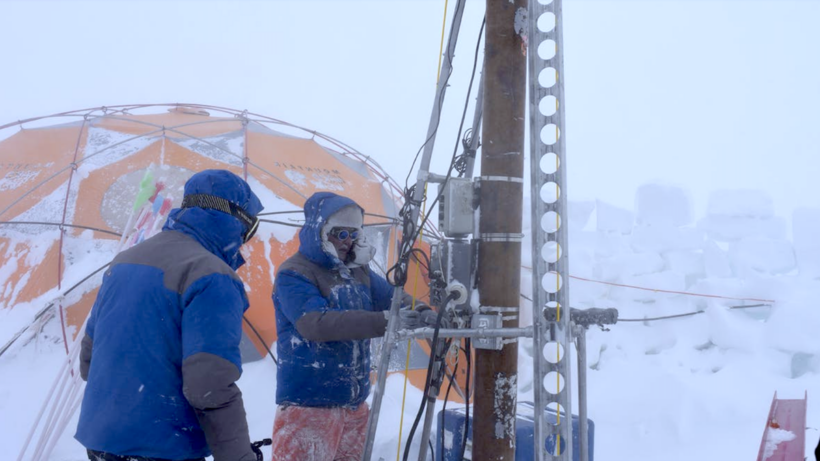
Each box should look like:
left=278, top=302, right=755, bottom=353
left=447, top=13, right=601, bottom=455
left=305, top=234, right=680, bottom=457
left=270, top=191, right=436, bottom=460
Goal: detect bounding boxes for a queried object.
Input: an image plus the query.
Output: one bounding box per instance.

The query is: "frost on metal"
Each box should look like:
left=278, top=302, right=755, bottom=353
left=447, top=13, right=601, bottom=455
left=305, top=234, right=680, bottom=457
left=493, top=373, right=518, bottom=444
left=514, top=7, right=527, bottom=36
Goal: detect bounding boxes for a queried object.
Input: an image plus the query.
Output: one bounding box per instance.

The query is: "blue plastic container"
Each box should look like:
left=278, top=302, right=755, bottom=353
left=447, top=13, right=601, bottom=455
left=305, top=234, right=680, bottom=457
left=435, top=401, right=594, bottom=461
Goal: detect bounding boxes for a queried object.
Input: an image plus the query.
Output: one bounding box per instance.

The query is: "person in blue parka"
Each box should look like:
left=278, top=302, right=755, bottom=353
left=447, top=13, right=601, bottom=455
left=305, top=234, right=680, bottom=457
left=75, top=169, right=264, bottom=461
left=269, top=192, right=437, bottom=461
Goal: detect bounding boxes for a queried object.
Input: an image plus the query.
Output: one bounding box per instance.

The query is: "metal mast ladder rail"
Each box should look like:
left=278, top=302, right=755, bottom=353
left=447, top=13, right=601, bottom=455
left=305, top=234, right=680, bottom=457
left=527, top=0, right=573, bottom=459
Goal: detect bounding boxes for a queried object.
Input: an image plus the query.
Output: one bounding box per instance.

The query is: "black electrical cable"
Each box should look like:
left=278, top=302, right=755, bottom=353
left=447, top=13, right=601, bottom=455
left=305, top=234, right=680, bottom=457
left=394, top=15, right=486, bottom=456
left=408, top=248, right=433, bottom=274
left=440, top=354, right=460, bottom=457
left=437, top=340, right=476, bottom=460
left=397, top=17, right=488, bottom=456
left=403, top=337, right=452, bottom=461
left=520, top=293, right=769, bottom=323
left=242, top=316, right=278, bottom=366
left=389, top=16, right=486, bottom=290
left=454, top=128, right=477, bottom=177
left=460, top=338, right=471, bottom=460
left=412, top=17, right=486, bottom=243
left=403, top=0, right=462, bottom=190
left=618, top=304, right=770, bottom=322
left=395, top=11, right=485, bottom=279
left=402, top=292, right=458, bottom=461
left=400, top=15, right=486, bottom=269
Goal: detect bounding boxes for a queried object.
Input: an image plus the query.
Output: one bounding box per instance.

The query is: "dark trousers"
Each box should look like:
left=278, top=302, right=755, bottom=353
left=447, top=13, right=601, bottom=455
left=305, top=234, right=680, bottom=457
left=87, top=448, right=205, bottom=461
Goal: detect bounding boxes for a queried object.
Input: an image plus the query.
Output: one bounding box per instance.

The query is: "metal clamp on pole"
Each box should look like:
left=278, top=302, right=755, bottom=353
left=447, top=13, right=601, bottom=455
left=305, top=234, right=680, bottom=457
left=395, top=326, right=534, bottom=341
left=544, top=306, right=619, bottom=330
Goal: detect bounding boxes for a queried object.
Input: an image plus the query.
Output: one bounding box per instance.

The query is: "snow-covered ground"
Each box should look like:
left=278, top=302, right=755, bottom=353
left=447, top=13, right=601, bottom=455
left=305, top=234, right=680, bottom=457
left=2, top=185, right=819, bottom=460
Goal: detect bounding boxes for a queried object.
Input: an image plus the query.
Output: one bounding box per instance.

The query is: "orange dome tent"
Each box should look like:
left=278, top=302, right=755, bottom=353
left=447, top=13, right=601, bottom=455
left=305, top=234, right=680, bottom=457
left=0, top=103, right=470, bottom=402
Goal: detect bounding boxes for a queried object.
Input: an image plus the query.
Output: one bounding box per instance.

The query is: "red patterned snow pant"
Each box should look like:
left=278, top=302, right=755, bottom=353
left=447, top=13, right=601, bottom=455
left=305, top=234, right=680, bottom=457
left=270, top=403, right=369, bottom=461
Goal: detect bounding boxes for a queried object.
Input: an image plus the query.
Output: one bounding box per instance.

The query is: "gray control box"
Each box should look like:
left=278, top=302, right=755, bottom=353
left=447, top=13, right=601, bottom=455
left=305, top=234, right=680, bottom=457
left=438, top=178, right=474, bottom=237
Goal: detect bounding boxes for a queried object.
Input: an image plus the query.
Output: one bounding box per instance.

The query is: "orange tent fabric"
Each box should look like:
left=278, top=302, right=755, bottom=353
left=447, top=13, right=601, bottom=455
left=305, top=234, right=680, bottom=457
left=0, top=104, right=469, bottom=402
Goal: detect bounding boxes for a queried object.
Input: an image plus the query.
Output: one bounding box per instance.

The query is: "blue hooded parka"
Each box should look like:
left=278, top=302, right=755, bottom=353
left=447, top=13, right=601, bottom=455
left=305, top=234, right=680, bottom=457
left=75, top=170, right=263, bottom=460
left=273, top=192, right=396, bottom=408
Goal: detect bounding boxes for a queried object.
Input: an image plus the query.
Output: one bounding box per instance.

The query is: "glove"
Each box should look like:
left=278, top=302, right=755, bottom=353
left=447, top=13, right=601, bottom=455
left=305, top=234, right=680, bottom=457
left=398, top=307, right=440, bottom=330
left=419, top=308, right=440, bottom=327
left=346, top=238, right=376, bottom=268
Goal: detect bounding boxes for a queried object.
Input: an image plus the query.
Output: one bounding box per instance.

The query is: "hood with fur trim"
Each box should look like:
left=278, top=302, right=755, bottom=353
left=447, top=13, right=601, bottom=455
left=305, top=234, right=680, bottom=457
left=298, top=192, right=367, bottom=269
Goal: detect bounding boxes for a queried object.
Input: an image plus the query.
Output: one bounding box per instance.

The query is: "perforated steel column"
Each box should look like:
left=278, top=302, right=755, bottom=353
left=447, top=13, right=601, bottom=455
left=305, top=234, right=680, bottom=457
left=528, top=1, right=572, bottom=460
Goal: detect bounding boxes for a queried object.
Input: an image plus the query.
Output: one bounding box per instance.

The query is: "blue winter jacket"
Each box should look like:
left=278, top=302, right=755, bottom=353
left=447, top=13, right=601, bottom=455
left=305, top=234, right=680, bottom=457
left=75, top=170, right=263, bottom=460
left=273, top=192, right=398, bottom=408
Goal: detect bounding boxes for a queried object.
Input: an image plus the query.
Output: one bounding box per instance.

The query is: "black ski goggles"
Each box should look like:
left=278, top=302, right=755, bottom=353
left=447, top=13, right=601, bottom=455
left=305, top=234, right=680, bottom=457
left=181, top=194, right=260, bottom=243
left=328, top=227, right=359, bottom=241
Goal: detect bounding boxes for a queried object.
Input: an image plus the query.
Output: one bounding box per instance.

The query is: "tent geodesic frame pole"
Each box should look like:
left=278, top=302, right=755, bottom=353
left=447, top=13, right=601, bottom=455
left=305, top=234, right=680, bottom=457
left=361, top=1, right=469, bottom=459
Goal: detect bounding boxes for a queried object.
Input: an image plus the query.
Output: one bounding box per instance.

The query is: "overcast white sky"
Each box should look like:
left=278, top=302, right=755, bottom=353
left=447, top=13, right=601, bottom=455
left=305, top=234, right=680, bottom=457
left=1, top=0, right=818, bottom=226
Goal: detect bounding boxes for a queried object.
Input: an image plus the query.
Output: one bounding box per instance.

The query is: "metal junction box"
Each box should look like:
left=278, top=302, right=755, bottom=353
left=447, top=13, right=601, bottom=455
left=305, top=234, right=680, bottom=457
left=438, top=178, right=474, bottom=237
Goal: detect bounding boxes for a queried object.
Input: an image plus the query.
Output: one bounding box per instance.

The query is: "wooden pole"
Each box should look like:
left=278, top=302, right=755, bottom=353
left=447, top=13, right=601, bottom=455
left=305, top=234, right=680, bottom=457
left=473, top=0, right=527, bottom=459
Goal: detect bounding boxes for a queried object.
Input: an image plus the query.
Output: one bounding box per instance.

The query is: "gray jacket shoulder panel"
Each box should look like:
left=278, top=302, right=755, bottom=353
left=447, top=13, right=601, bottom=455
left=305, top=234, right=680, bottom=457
left=277, top=252, right=371, bottom=298
left=277, top=252, right=320, bottom=287
left=112, top=231, right=240, bottom=295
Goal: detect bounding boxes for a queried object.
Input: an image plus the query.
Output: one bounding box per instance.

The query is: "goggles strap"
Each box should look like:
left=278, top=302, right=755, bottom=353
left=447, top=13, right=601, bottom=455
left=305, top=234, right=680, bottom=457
left=181, top=194, right=258, bottom=242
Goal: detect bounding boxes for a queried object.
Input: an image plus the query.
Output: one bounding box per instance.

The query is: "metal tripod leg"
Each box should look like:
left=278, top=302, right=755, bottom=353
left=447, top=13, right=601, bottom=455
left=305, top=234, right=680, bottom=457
left=576, top=326, right=589, bottom=461
left=362, top=1, right=469, bottom=459
left=362, top=289, right=404, bottom=461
